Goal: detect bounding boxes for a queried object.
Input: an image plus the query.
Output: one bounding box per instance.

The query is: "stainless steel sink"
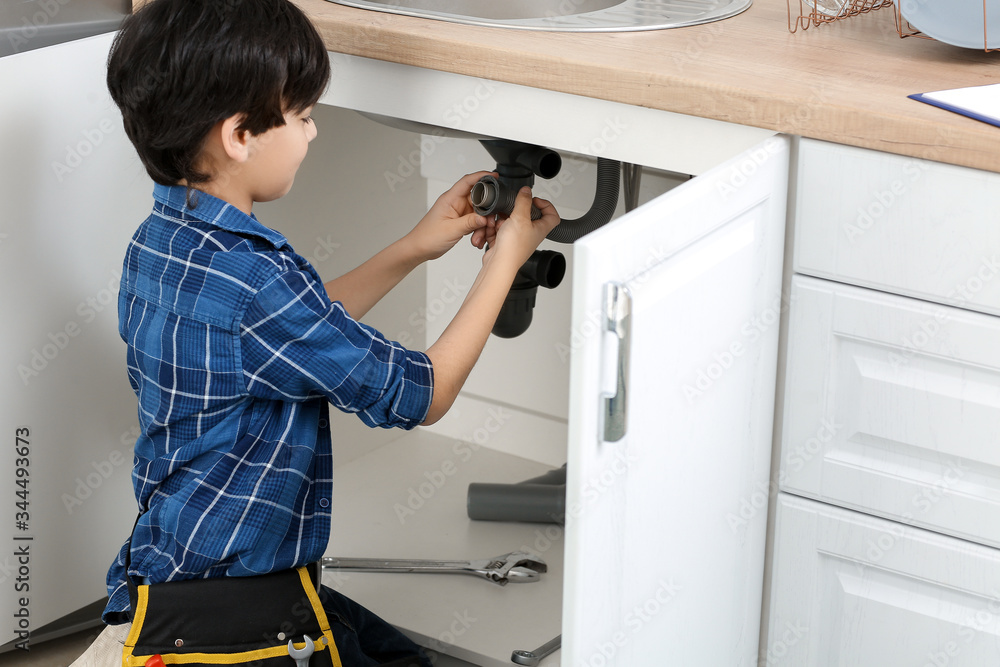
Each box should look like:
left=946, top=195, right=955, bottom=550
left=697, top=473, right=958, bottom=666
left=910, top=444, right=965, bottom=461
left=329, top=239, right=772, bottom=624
left=325, top=0, right=751, bottom=32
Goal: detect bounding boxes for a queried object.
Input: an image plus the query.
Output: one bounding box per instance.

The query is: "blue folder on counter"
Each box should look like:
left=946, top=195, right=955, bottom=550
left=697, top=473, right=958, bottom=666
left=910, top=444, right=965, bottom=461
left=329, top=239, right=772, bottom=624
left=909, top=83, right=1000, bottom=128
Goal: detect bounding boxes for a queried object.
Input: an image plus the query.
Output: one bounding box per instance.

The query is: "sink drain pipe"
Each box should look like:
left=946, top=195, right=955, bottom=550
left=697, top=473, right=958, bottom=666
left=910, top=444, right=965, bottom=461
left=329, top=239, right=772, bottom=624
left=471, top=139, right=621, bottom=336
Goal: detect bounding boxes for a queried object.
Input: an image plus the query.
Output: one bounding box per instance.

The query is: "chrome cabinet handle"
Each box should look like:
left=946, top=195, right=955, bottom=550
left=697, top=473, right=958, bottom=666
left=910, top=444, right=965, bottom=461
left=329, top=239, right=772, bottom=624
left=601, top=282, right=631, bottom=443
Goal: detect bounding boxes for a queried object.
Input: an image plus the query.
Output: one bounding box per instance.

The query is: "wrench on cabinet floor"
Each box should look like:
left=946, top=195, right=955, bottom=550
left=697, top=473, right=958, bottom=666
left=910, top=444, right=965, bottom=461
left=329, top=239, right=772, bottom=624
left=321, top=551, right=546, bottom=586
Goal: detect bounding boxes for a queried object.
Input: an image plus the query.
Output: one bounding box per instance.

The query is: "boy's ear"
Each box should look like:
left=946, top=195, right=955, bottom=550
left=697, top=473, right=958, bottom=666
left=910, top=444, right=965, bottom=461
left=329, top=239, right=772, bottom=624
left=218, top=114, right=251, bottom=163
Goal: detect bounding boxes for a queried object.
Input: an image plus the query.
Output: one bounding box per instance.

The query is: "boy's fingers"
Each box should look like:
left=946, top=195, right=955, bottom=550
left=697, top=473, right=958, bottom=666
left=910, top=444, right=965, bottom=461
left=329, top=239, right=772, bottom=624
left=533, top=197, right=561, bottom=229
left=461, top=213, right=488, bottom=233
left=511, top=186, right=534, bottom=218
left=533, top=196, right=553, bottom=211
left=484, top=219, right=499, bottom=245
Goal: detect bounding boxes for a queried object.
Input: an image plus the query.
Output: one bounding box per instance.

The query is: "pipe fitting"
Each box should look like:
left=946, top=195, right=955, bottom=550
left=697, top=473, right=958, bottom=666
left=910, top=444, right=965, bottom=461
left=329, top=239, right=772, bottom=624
left=471, top=175, right=542, bottom=220
left=491, top=250, right=566, bottom=338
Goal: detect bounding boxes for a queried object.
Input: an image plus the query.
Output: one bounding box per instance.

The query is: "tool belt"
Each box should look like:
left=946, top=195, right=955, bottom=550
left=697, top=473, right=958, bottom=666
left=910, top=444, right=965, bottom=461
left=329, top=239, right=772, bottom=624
left=121, top=563, right=342, bottom=667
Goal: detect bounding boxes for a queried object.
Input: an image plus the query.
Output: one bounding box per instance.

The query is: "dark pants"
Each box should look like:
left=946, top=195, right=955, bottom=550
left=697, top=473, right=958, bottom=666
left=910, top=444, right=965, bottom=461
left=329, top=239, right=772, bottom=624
left=321, top=586, right=432, bottom=667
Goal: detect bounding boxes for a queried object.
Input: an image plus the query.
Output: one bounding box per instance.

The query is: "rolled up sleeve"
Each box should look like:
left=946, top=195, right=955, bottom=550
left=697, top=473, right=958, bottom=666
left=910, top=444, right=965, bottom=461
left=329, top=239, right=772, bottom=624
left=239, top=269, right=433, bottom=428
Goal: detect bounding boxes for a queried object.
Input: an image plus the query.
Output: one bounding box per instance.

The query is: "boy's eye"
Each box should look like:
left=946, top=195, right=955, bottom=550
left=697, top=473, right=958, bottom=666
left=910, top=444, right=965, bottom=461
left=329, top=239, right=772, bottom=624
left=303, top=116, right=313, bottom=124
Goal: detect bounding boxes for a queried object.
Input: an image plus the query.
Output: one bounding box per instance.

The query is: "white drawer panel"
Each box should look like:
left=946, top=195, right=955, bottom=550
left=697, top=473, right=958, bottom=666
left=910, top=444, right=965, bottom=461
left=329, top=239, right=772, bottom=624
left=780, top=276, right=1000, bottom=547
left=794, top=139, right=1000, bottom=317
left=767, top=494, right=1000, bottom=667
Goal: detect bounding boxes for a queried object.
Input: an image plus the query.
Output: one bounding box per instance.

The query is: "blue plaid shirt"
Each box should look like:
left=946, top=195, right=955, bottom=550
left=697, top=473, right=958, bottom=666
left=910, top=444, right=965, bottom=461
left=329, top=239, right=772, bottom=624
left=103, top=184, right=433, bottom=622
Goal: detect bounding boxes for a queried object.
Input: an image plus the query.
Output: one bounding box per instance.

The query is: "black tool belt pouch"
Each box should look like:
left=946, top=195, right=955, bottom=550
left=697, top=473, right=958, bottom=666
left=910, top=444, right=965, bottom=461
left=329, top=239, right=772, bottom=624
left=122, top=564, right=341, bottom=667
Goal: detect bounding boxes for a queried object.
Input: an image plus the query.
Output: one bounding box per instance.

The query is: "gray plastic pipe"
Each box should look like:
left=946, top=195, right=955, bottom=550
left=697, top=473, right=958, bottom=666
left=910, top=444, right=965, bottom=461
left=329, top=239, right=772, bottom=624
left=546, top=158, right=621, bottom=244
left=467, top=465, right=567, bottom=524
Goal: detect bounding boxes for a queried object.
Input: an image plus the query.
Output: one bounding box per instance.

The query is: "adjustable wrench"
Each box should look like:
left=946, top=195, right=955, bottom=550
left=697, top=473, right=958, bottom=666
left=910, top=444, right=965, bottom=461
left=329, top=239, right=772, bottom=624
left=321, top=551, right=546, bottom=586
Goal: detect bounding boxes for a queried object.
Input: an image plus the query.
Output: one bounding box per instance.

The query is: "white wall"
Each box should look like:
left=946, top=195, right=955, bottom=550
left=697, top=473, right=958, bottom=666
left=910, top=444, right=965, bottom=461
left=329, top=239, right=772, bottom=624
left=0, top=33, right=148, bottom=643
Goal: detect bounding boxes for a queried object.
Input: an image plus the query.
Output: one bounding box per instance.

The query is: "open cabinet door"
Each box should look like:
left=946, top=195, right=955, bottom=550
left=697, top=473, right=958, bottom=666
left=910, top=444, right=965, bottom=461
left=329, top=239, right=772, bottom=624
left=0, top=33, right=149, bottom=646
left=563, top=137, right=789, bottom=666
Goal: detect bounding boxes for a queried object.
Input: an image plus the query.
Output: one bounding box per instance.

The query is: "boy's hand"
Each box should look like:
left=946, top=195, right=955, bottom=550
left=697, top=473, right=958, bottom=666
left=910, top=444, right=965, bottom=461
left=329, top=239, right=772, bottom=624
left=407, top=171, right=494, bottom=261
left=480, top=187, right=560, bottom=266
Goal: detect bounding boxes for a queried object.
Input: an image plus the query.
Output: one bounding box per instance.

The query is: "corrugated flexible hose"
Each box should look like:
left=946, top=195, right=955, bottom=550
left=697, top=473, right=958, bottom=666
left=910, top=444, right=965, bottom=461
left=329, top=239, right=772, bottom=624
left=545, top=157, right=621, bottom=244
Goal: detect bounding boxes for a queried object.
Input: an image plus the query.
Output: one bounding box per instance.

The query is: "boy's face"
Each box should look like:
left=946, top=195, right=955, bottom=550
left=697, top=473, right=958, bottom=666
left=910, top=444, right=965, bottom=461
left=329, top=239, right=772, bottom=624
left=243, top=107, right=318, bottom=203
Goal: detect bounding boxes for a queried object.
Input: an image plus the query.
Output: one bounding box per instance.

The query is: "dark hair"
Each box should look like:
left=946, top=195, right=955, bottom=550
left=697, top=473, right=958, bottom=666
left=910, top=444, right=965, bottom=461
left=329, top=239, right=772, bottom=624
left=107, top=0, right=330, bottom=187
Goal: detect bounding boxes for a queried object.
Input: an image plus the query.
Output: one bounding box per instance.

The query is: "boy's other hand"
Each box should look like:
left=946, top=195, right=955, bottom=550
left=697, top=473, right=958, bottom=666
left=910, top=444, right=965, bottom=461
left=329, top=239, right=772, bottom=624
left=483, top=187, right=559, bottom=266
left=407, top=171, right=494, bottom=261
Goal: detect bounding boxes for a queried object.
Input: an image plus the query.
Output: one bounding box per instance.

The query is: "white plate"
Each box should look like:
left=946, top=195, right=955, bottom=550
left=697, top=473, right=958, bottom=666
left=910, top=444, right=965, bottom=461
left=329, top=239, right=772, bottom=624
left=900, top=0, right=999, bottom=49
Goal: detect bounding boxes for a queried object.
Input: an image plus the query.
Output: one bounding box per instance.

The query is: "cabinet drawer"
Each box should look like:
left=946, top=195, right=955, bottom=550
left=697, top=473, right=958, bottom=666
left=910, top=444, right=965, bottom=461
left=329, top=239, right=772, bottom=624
left=780, top=276, right=1000, bottom=548
left=794, top=139, right=1000, bottom=317
left=767, top=494, right=1000, bottom=667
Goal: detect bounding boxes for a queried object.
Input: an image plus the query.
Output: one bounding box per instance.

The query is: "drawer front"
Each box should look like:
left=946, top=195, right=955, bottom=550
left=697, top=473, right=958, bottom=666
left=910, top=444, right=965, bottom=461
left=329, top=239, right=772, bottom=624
left=780, top=276, right=1000, bottom=547
left=794, top=139, right=1000, bottom=317
left=767, top=494, right=1000, bottom=667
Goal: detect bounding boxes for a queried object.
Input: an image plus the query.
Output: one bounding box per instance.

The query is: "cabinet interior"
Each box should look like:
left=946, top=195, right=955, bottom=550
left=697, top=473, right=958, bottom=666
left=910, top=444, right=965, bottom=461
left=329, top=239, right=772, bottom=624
left=256, top=104, right=689, bottom=665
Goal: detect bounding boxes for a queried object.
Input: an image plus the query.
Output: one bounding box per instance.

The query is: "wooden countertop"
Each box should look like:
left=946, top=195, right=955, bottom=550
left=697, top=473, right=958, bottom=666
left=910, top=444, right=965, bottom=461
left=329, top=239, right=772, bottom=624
left=289, top=0, right=1000, bottom=173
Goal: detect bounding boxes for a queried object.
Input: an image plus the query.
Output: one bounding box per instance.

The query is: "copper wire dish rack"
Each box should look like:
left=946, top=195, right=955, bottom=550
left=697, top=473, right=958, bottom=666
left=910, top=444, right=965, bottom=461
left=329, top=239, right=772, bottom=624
left=787, top=0, right=1000, bottom=52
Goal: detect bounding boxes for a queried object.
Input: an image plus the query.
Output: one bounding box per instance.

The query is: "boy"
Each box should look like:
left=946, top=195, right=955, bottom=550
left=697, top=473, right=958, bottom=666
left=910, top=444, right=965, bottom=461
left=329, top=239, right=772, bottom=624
left=95, top=0, right=559, bottom=665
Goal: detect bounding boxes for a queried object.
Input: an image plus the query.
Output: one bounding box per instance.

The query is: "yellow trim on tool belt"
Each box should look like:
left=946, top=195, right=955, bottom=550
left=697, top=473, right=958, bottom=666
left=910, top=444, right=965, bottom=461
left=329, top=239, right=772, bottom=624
left=296, top=566, right=343, bottom=667
left=122, top=585, right=149, bottom=667
left=129, top=642, right=333, bottom=665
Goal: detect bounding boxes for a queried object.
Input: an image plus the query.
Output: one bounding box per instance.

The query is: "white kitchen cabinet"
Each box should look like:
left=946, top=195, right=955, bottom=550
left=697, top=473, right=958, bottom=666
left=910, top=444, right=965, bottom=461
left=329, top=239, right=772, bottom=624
left=794, top=139, right=1000, bottom=318
left=562, top=135, right=786, bottom=666
left=318, top=133, right=787, bottom=666
left=767, top=139, right=1000, bottom=664
left=311, top=55, right=789, bottom=667
left=768, top=494, right=1000, bottom=667
left=780, top=275, right=1000, bottom=549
